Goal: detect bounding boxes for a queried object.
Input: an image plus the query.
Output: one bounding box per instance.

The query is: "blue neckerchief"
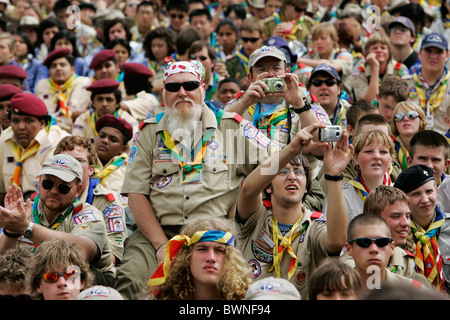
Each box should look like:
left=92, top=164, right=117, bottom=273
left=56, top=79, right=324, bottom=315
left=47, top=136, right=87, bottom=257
left=253, top=102, right=280, bottom=128
left=86, top=177, right=100, bottom=204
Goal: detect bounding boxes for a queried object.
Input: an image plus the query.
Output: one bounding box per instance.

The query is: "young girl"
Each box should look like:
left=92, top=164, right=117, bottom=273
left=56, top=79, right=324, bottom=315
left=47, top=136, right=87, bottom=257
left=390, top=101, right=427, bottom=170
left=12, top=31, right=46, bottom=93
left=106, top=38, right=131, bottom=69
left=35, top=18, right=64, bottom=62
left=50, top=30, right=88, bottom=76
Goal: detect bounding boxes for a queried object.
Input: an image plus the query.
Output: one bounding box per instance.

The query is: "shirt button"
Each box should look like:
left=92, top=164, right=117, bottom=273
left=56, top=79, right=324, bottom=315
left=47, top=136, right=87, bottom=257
left=184, top=215, right=188, bottom=219
left=163, top=169, right=167, bottom=174
left=213, top=168, right=216, bottom=172
left=185, top=196, right=190, bottom=200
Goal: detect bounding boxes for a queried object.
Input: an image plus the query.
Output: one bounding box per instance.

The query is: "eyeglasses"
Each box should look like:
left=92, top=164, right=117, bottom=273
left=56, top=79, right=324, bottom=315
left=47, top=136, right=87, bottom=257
left=39, top=270, right=82, bottom=283
left=394, top=110, right=419, bottom=122
left=242, top=37, right=259, bottom=43
left=190, top=55, right=207, bottom=61
left=170, top=14, right=185, bottom=20
left=41, top=179, right=74, bottom=195
left=164, top=81, right=201, bottom=92
left=349, top=237, right=392, bottom=248
left=278, top=167, right=305, bottom=176
left=311, top=79, right=338, bottom=87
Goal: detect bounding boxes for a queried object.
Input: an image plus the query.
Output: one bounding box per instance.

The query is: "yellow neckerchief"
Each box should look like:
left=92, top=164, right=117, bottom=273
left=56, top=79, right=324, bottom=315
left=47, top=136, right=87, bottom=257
left=268, top=210, right=306, bottom=279
left=95, top=152, right=128, bottom=185
left=413, top=70, right=450, bottom=116
left=393, top=135, right=409, bottom=170
left=48, top=74, right=80, bottom=119
left=411, top=210, right=446, bottom=292
left=8, top=140, right=40, bottom=186
left=88, top=109, right=122, bottom=136
left=248, top=103, right=288, bottom=139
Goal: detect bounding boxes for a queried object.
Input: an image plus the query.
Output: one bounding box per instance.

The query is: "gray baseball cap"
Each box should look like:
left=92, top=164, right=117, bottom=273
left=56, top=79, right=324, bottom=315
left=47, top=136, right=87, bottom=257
left=38, top=154, right=83, bottom=182
left=248, top=46, right=287, bottom=69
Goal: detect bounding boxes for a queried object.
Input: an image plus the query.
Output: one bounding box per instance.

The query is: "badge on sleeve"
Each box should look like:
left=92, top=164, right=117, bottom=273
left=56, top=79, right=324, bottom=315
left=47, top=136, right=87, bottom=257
left=73, top=210, right=97, bottom=225
left=128, top=146, right=138, bottom=163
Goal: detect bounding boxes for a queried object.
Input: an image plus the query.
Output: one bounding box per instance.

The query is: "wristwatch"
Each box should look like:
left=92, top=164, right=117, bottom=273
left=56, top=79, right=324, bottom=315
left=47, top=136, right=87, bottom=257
left=23, top=222, right=34, bottom=239
left=293, top=102, right=312, bottom=114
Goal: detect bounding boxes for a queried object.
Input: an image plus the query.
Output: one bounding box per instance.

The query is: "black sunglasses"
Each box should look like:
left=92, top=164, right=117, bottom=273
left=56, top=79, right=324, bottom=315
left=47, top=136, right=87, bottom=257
left=311, top=79, right=338, bottom=87
left=349, top=237, right=392, bottom=248
left=293, top=5, right=306, bottom=13
left=242, top=37, right=259, bottom=43
left=164, top=81, right=201, bottom=92
left=394, top=110, right=419, bottom=122
left=190, top=55, right=207, bottom=61
left=170, top=14, right=185, bottom=19
left=41, top=179, right=73, bottom=195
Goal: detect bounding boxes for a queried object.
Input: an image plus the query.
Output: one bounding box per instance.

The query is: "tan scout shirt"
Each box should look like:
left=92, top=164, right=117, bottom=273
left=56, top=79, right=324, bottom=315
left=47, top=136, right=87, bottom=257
left=35, top=76, right=92, bottom=131
left=351, top=59, right=410, bottom=102
left=79, top=181, right=126, bottom=261
left=17, top=200, right=115, bottom=275
left=121, top=104, right=270, bottom=226
left=406, top=71, right=450, bottom=134
left=72, top=109, right=139, bottom=144
left=0, top=126, right=70, bottom=195
left=237, top=204, right=328, bottom=300
left=122, top=90, right=163, bottom=122
left=95, top=154, right=128, bottom=199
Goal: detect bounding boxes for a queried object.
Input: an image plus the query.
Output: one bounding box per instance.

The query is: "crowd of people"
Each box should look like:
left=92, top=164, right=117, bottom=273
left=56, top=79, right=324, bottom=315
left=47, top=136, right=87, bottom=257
left=0, top=0, right=450, bottom=302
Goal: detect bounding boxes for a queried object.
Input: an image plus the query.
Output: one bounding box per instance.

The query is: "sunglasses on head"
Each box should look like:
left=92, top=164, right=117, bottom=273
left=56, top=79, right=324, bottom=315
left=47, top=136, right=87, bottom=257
left=41, top=179, right=73, bottom=195
left=242, top=37, right=259, bottom=43
left=170, top=14, right=185, bottom=19
left=394, top=110, right=419, bottom=122
left=311, top=79, right=338, bottom=87
left=349, top=237, right=392, bottom=248
left=40, top=270, right=81, bottom=283
left=190, top=55, right=207, bottom=61
left=164, top=81, right=201, bottom=92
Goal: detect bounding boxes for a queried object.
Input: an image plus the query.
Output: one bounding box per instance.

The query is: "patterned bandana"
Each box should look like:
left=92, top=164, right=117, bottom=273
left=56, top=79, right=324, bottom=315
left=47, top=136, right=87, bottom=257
left=163, top=60, right=205, bottom=83
left=147, top=230, right=235, bottom=287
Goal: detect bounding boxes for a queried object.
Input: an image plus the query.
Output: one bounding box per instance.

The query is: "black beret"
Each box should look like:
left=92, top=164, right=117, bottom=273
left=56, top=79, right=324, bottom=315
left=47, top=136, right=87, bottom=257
left=394, top=164, right=435, bottom=194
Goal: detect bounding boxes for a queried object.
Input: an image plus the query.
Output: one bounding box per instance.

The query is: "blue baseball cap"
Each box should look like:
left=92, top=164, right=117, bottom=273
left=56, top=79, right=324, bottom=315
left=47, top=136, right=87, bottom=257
left=310, top=64, right=340, bottom=81
left=264, top=36, right=297, bottom=65
left=420, top=32, right=448, bottom=51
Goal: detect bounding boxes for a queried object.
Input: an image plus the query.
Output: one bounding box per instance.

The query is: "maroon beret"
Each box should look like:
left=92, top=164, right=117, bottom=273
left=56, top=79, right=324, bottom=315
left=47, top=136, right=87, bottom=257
left=10, top=93, right=48, bottom=117
left=0, top=84, right=22, bottom=101
left=43, top=48, right=72, bottom=68
left=0, top=65, right=28, bottom=79
left=96, top=114, right=133, bottom=142
left=86, top=79, right=120, bottom=94
left=122, top=62, right=153, bottom=78
left=89, top=49, right=116, bottom=70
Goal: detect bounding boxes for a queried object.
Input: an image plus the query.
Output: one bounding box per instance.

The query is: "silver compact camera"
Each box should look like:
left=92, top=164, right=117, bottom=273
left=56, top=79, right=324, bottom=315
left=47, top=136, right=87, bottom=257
left=318, top=125, right=343, bottom=142
left=263, top=78, right=285, bottom=93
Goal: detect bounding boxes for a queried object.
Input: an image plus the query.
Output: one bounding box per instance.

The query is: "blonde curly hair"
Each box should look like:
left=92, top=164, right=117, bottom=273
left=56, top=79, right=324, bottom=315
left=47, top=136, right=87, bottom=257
left=148, top=217, right=252, bottom=300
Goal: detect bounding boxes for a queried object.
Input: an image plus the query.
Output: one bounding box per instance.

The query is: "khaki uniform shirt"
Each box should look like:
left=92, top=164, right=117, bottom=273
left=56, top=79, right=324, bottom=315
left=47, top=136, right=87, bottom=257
left=122, top=91, right=163, bottom=122
left=406, top=71, right=450, bottom=134
left=72, top=109, right=139, bottom=144
left=121, top=104, right=270, bottom=226
left=237, top=204, right=328, bottom=300
left=79, top=180, right=126, bottom=261
left=17, top=200, right=115, bottom=275
left=351, top=59, right=409, bottom=102
left=35, top=76, right=92, bottom=132
left=95, top=154, right=128, bottom=199
left=0, top=126, right=70, bottom=194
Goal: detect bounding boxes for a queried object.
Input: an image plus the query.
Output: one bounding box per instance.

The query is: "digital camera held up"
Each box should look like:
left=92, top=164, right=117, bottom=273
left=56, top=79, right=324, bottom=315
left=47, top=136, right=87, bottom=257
left=263, top=78, right=285, bottom=93
left=318, top=125, right=343, bottom=142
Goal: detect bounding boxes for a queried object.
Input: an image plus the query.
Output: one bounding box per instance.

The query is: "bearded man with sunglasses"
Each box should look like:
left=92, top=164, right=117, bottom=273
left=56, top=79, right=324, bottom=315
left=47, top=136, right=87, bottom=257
left=0, top=153, right=116, bottom=287
left=114, top=60, right=271, bottom=300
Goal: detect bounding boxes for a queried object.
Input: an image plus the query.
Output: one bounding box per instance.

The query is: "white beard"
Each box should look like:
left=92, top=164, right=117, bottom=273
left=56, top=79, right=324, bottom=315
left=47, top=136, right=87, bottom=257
left=165, top=99, right=203, bottom=152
